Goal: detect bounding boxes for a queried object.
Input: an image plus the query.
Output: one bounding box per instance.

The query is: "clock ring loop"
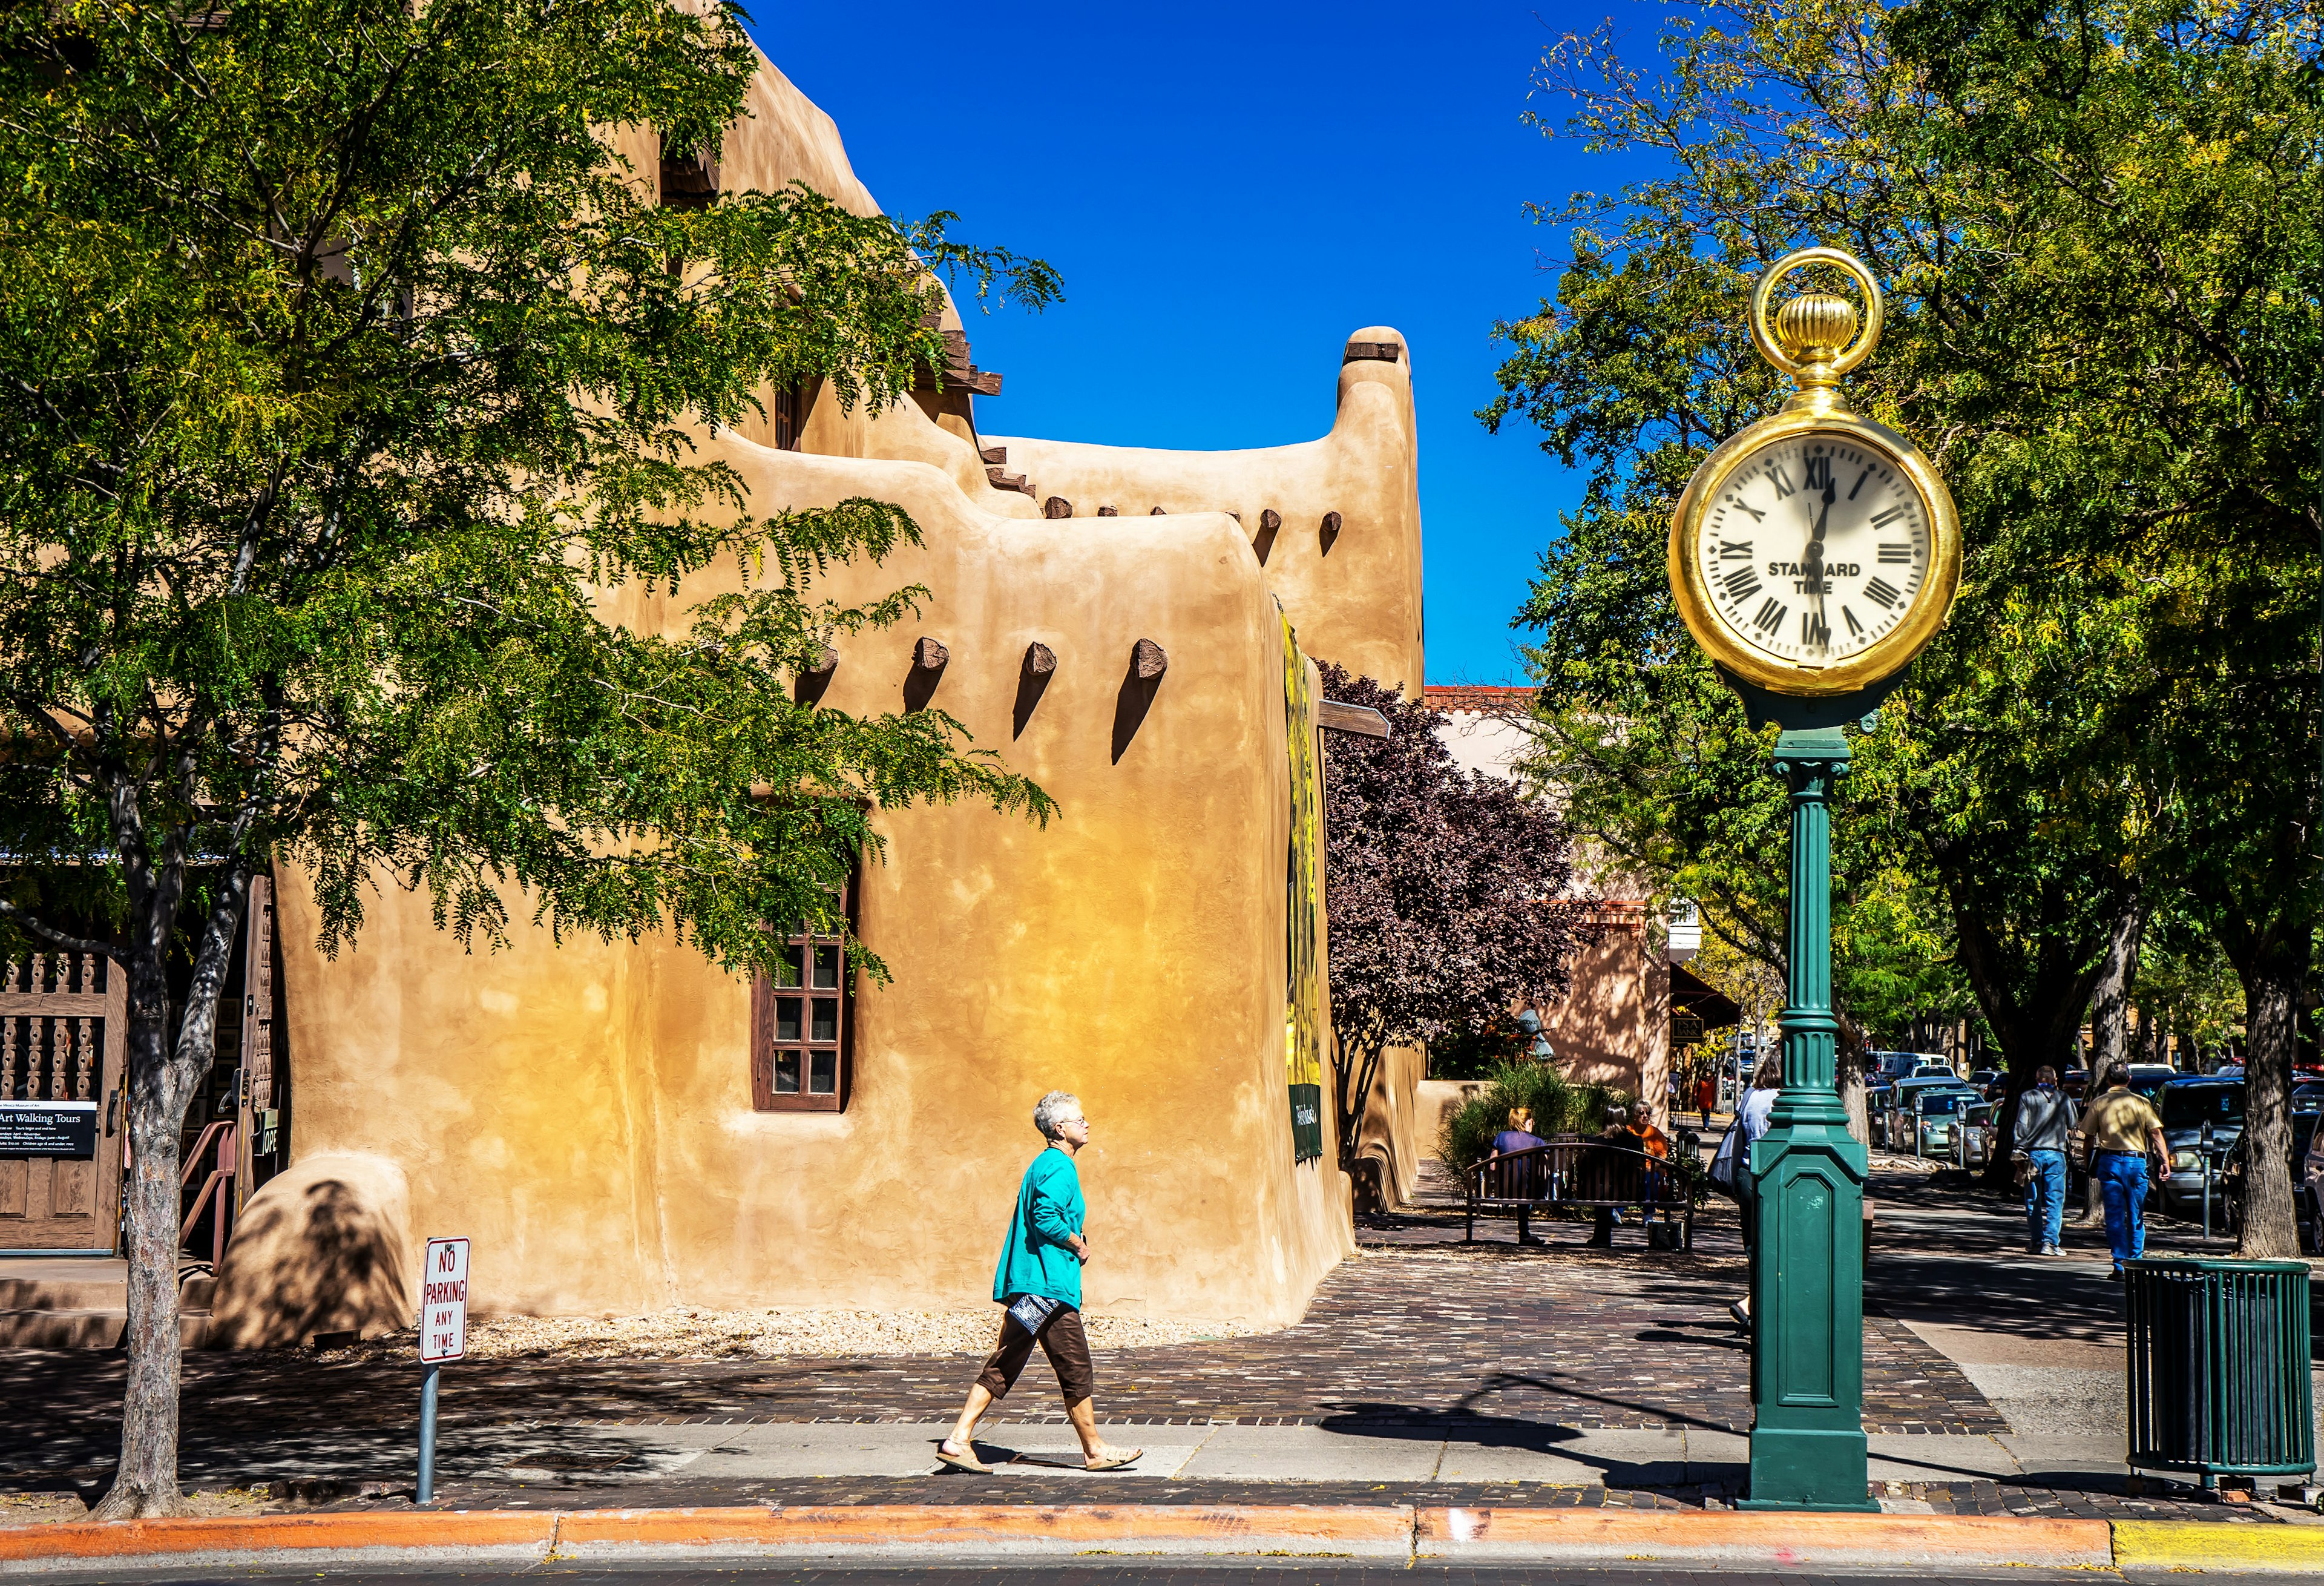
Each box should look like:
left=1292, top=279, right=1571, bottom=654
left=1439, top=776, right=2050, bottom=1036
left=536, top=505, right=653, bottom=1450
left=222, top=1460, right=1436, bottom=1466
left=1749, top=246, right=1885, bottom=383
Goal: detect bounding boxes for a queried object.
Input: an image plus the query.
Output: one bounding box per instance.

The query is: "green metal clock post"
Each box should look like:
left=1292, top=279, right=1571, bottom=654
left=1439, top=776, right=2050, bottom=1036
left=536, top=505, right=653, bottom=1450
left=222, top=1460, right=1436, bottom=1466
left=1728, top=677, right=1885, bottom=1512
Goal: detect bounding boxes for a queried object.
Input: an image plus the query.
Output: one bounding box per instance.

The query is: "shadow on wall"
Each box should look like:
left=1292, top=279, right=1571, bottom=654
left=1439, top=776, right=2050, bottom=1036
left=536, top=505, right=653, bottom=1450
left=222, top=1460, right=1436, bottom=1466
left=211, top=1154, right=413, bottom=1348
left=1111, top=640, right=1167, bottom=763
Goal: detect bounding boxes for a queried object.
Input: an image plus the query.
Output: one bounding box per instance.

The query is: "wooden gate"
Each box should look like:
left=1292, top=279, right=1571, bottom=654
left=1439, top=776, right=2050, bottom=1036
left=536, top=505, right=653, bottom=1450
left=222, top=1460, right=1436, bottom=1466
left=234, top=875, right=279, bottom=1210
left=0, top=952, right=127, bottom=1254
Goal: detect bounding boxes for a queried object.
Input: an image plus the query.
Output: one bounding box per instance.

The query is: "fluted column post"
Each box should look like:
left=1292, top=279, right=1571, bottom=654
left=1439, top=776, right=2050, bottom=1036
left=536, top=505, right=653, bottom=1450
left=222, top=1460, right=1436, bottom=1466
left=1743, top=724, right=1873, bottom=1510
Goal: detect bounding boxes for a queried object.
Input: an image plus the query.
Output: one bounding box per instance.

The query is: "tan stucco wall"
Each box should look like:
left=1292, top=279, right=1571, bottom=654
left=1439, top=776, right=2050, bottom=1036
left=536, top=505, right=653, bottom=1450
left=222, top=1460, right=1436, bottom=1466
left=1414, top=1078, right=1485, bottom=1162
left=222, top=447, right=1354, bottom=1336
left=988, top=342, right=1424, bottom=694
left=1352, top=1042, right=1426, bottom=1208
left=1537, top=912, right=1672, bottom=1132
left=214, top=43, right=1428, bottom=1337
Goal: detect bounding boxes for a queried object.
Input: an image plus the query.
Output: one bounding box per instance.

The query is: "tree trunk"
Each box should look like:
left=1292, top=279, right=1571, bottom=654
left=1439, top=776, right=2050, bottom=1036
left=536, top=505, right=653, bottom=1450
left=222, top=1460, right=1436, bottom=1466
left=93, top=863, right=253, bottom=1520
left=2235, top=938, right=2307, bottom=1259
left=91, top=956, right=186, bottom=1519
left=1836, top=1012, right=1869, bottom=1148
left=2073, top=905, right=2146, bottom=1222
left=2090, top=906, right=2145, bottom=1074
left=1334, top=1020, right=1388, bottom=1174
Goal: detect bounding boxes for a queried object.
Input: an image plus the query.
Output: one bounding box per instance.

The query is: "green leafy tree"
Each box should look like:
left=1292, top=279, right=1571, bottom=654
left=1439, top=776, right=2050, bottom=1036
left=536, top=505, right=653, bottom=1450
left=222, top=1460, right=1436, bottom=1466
left=1486, top=0, right=2319, bottom=1226
left=1316, top=668, right=1589, bottom=1184
left=0, top=0, right=1059, bottom=1516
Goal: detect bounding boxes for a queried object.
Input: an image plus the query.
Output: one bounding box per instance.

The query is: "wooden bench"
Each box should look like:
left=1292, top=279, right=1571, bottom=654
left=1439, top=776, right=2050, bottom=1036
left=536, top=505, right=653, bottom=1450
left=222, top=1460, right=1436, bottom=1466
left=1462, top=1138, right=1698, bottom=1250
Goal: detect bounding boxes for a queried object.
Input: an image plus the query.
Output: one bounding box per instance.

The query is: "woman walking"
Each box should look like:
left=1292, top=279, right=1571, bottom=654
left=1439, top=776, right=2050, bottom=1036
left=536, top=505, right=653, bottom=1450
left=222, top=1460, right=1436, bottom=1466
left=938, top=1090, right=1143, bottom=1473
left=1726, top=1056, right=1782, bottom=1329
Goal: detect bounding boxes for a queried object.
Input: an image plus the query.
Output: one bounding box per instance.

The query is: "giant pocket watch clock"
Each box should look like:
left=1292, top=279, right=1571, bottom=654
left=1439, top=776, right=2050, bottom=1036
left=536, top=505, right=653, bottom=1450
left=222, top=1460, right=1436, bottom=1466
left=1669, top=248, right=1960, bottom=699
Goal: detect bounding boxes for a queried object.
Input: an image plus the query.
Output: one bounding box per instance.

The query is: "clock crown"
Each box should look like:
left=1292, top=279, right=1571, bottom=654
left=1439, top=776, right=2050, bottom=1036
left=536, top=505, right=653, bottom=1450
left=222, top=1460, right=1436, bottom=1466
left=1772, top=292, right=1859, bottom=387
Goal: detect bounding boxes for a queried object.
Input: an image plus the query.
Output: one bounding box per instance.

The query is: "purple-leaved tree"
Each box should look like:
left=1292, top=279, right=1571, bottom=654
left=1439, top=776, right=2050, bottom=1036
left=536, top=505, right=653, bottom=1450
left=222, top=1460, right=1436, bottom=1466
left=1319, top=666, right=1592, bottom=1180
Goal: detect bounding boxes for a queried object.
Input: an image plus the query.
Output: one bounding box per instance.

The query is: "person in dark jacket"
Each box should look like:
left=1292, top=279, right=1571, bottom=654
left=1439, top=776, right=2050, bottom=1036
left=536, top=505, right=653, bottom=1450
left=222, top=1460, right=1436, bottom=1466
left=2014, top=1065, right=2072, bottom=1256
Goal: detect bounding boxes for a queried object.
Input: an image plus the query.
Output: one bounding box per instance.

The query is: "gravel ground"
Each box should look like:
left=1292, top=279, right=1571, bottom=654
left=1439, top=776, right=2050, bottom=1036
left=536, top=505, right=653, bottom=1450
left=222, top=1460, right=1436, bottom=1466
left=317, top=1306, right=1269, bottom=1364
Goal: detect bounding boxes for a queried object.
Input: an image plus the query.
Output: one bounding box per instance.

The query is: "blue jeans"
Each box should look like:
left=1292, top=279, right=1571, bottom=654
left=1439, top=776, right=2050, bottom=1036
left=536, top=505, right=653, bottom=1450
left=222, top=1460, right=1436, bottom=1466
left=2024, top=1149, right=2066, bottom=1249
left=2098, top=1150, right=2150, bottom=1268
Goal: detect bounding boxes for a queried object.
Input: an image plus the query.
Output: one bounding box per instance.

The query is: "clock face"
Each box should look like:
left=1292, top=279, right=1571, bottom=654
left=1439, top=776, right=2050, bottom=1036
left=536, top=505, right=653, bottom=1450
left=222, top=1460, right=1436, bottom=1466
left=1695, top=433, right=1934, bottom=667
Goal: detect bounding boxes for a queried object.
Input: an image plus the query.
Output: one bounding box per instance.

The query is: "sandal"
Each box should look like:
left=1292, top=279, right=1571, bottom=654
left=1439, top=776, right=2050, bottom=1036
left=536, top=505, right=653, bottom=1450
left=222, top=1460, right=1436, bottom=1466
left=1084, top=1449, right=1143, bottom=1471
left=936, top=1441, right=991, bottom=1474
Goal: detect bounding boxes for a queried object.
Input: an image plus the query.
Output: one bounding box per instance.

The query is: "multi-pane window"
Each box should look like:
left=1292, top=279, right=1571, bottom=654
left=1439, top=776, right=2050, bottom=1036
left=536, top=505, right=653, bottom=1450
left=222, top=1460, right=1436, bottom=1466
left=750, top=898, right=851, bottom=1112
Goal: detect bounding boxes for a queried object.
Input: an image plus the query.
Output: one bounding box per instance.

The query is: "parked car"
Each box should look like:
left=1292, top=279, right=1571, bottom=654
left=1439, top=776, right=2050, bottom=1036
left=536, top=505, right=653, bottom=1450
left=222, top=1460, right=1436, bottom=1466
left=1863, top=1082, right=1894, bottom=1147
left=1955, top=1099, right=1997, bottom=1171
left=1879, top=1074, right=1965, bottom=1147
left=1870, top=1050, right=1925, bottom=1084
left=2225, top=1107, right=2324, bottom=1245
left=2125, top=1064, right=2178, bottom=1099
left=2155, top=1076, right=2245, bottom=1221
left=1968, top=1068, right=2003, bottom=1097
left=1877, top=1079, right=1971, bottom=1153
left=2061, top=1068, right=2092, bottom=1099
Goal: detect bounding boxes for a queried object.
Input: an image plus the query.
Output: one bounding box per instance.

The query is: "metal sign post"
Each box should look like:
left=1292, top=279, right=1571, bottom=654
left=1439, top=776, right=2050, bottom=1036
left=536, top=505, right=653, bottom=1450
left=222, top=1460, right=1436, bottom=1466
left=416, top=1236, right=470, bottom=1504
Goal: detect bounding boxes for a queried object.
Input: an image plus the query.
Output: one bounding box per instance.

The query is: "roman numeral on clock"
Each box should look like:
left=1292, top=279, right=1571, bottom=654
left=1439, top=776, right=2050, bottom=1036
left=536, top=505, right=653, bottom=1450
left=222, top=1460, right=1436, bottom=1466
left=1803, top=610, right=1830, bottom=648
left=1870, top=505, right=1908, bottom=529
left=1770, top=466, right=1797, bottom=499
left=1752, top=597, right=1786, bottom=634
left=1719, top=540, right=1752, bottom=561
left=1864, top=577, right=1902, bottom=609
left=1728, top=497, right=1765, bottom=522
left=1722, top=567, right=1761, bottom=601
left=1843, top=606, right=1865, bottom=637
left=1877, top=543, right=1912, bottom=564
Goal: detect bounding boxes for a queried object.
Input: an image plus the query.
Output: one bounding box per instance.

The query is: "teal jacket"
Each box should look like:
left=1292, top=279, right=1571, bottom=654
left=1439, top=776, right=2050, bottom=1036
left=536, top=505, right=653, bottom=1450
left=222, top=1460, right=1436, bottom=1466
left=992, top=1146, right=1085, bottom=1308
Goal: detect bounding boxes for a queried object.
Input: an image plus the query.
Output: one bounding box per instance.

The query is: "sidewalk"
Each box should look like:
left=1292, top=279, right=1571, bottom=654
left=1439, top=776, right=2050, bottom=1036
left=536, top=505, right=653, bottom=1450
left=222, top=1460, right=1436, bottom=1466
left=2, top=1159, right=2314, bottom=1536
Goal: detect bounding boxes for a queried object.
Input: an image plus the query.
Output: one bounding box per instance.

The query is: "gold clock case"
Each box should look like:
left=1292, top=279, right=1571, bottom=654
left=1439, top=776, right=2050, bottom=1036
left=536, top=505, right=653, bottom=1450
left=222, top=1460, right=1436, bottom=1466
left=1667, top=401, right=1961, bottom=698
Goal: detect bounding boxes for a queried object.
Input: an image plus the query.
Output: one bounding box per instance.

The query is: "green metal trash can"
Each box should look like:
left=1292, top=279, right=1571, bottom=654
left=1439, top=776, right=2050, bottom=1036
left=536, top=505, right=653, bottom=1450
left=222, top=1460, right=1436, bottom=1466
left=2125, top=1257, right=2315, bottom=1489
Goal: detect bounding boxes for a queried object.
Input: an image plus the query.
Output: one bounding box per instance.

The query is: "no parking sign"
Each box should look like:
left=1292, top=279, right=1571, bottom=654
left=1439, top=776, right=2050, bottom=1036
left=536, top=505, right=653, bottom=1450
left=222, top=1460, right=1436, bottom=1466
left=419, top=1236, right=470, bottom=1363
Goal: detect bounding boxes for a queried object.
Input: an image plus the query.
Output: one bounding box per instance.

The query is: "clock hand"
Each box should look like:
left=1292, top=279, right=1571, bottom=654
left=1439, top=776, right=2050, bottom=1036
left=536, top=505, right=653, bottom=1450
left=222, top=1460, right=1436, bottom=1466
left=1803, top=477, right=1836, bottom=650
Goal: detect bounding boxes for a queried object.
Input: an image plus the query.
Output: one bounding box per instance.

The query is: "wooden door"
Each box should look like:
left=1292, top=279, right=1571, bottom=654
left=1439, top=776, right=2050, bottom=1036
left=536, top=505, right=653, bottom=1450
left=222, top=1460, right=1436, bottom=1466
left=0, top=952, right=128, bottom=1254
left=234, top=875, right=278, bottom=1211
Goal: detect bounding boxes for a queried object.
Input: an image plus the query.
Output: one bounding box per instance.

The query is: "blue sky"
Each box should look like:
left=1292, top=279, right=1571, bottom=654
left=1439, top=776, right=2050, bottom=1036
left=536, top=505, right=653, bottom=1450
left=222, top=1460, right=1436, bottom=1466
left=758, top=1, right=1661, bottom=686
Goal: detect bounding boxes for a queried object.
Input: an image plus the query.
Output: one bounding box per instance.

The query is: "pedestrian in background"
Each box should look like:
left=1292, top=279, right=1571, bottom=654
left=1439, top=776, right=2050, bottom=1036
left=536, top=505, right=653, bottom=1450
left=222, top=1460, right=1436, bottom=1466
left=1695, top=1071, right=1718, bottom=1129
left=938, top=1091, right=1143, bottom=1473
left=2079, top=1063, right=2171, bottom=1280
left=2013, top=1065, right=2072, bottom=1256
left=1727, top=1055, right=1783, bottom=1328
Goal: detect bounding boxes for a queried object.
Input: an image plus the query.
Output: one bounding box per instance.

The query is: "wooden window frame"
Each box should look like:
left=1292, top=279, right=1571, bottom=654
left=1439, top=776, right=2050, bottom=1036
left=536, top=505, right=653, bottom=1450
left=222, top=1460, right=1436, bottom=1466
left=749, top=883, right=854, bottom=1113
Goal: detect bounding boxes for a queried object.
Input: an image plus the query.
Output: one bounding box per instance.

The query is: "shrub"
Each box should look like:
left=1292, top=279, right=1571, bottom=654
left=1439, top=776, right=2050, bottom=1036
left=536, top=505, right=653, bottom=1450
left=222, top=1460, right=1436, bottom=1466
left=1436, top=1060, right=1635, bottom=1175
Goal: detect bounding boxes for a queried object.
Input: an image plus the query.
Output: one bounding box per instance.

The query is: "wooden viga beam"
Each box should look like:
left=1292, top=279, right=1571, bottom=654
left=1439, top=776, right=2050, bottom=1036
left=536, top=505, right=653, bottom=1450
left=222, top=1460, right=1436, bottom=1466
left=1316, top=699, right=1391, bottom=739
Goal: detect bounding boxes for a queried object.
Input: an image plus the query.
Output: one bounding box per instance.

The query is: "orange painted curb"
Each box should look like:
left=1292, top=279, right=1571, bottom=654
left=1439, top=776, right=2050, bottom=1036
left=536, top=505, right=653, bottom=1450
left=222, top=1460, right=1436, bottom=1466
left=0, top=1509, right=556, bottom=1564
left=1416, top=1507, right=2112, bottom=1567
left=553, top=1504, right=1416, bottom=1556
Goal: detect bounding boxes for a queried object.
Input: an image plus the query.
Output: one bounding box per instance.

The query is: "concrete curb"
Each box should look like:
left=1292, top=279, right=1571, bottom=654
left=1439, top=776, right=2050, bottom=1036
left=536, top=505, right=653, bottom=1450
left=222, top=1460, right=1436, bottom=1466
left=1415, top=1507, right=2112, bottom=1569
left=554, top=1504, right=1417, bottom=1561
left=0, top=1502, right=2304, bottom=1573
left=2113, top=1519, right=2324, bottom=1576
left=0, top=1510, right=556, bottom=1574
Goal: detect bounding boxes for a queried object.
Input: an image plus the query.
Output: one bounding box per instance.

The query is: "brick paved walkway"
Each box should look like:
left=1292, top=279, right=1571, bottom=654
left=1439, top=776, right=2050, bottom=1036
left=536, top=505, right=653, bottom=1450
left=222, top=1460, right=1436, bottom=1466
left=0, top=1202, right=1992, bottom=1485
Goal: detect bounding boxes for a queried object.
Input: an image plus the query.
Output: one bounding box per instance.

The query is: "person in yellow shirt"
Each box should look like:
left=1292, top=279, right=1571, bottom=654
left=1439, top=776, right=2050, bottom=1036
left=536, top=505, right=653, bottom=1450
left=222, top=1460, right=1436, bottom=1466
left=2079, top=1064, right=2171, bottom=1280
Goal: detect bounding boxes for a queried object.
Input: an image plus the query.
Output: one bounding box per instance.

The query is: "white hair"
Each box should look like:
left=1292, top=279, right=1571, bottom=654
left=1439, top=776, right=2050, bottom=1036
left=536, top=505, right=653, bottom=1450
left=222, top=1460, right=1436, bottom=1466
left=1033, top=1090, right=1082, bottom=1140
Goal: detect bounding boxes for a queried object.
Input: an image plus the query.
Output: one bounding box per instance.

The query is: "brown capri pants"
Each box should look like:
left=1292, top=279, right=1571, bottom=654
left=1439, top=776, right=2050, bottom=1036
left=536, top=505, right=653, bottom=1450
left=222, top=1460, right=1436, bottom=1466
left=975, top=1301, right=1094, bottom=1404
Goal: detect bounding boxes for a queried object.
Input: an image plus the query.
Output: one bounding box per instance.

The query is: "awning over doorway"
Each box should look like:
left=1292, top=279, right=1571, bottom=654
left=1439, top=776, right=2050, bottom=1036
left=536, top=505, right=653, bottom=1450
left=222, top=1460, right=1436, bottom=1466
left=1670, top=964, right=1742, bottom=1030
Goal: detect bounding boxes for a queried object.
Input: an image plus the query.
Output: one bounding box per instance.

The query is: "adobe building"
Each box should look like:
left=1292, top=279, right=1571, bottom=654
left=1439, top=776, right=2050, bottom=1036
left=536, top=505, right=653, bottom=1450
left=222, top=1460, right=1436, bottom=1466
left=176, top=50, right=1430, bottom=1341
